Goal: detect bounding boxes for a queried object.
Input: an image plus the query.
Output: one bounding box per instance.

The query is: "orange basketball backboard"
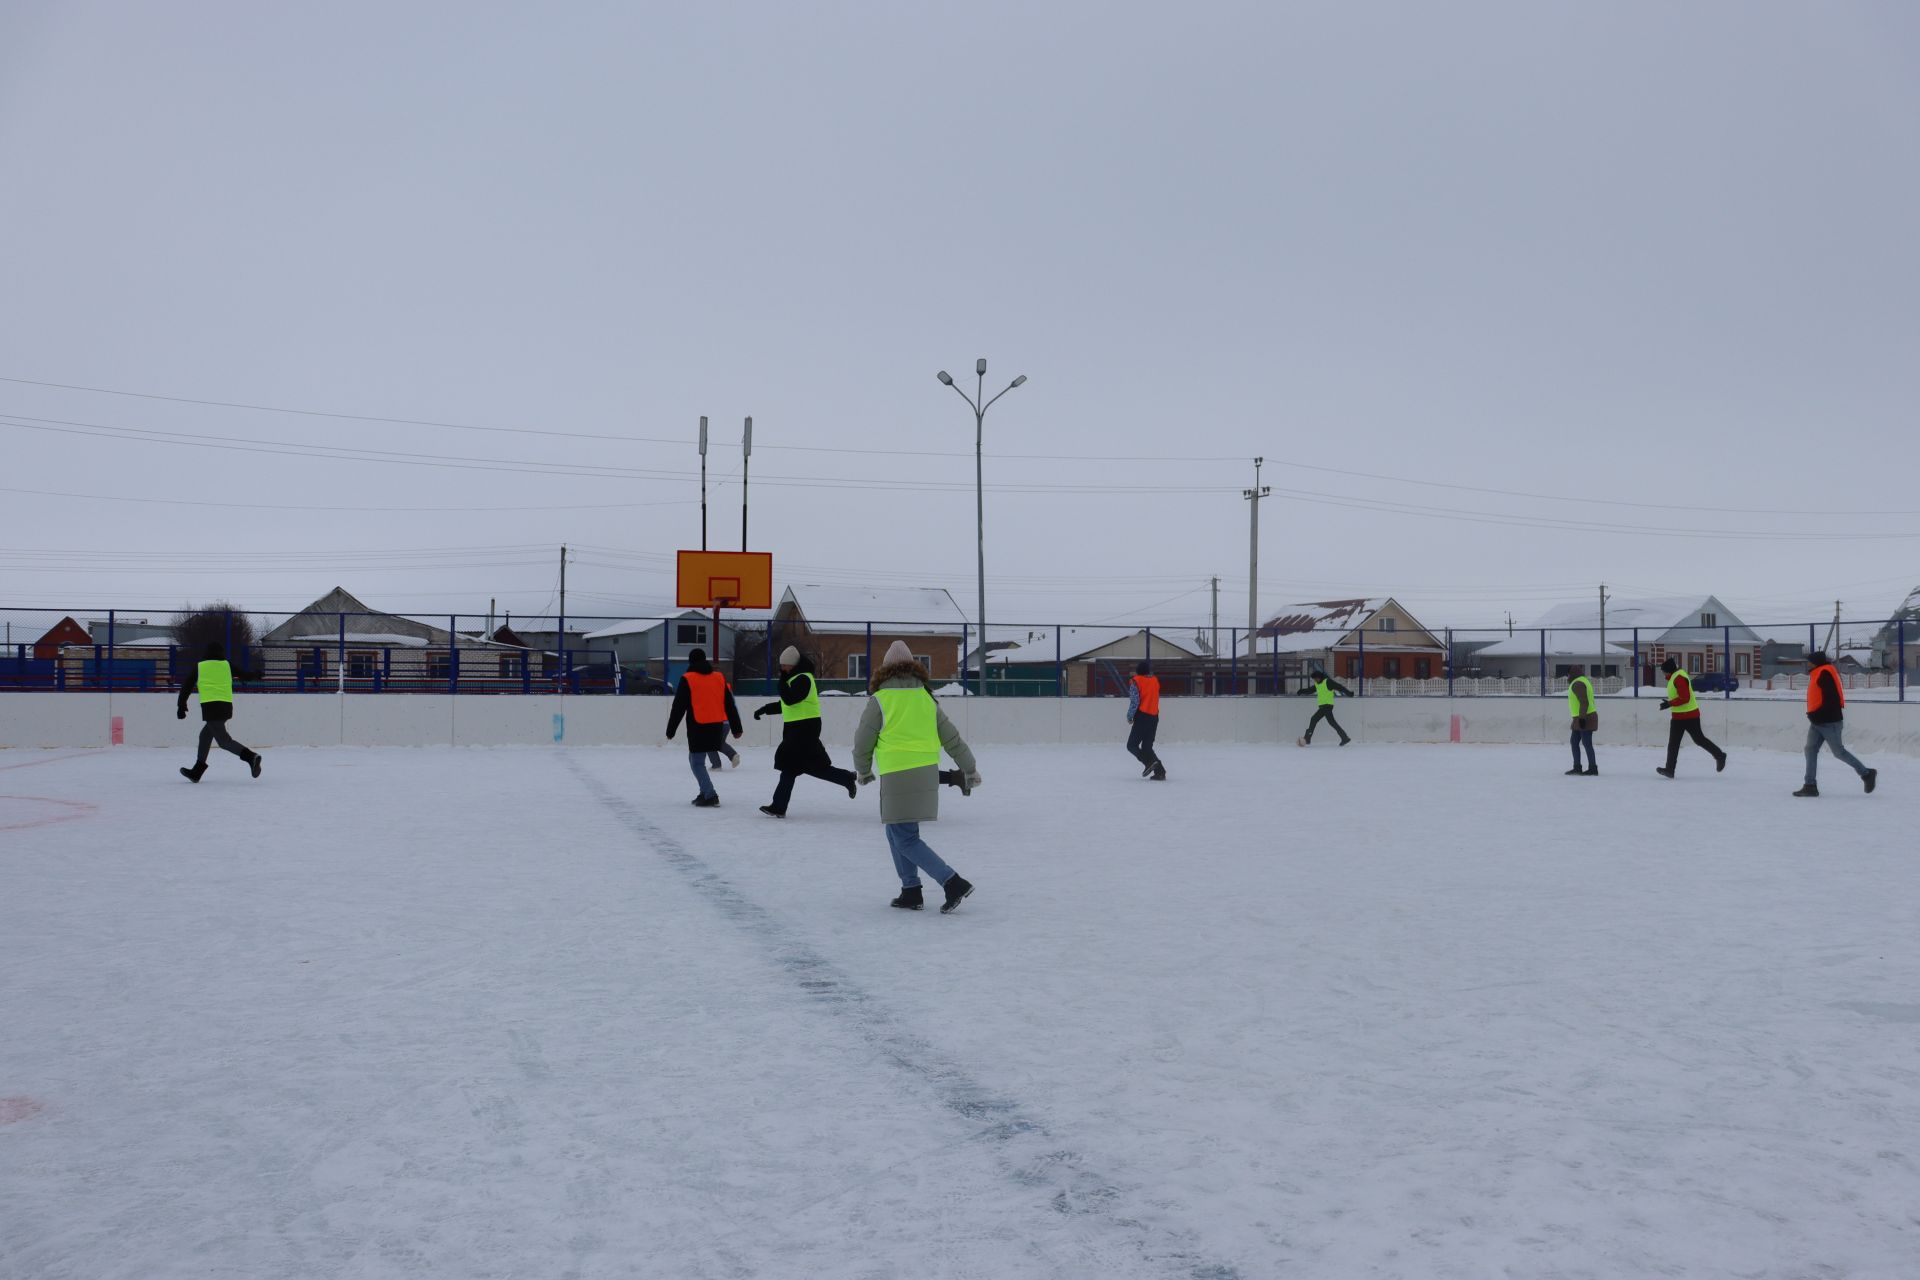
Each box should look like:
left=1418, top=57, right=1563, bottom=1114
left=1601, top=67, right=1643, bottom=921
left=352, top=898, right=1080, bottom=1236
left=676, top=550, right=773, bottom=610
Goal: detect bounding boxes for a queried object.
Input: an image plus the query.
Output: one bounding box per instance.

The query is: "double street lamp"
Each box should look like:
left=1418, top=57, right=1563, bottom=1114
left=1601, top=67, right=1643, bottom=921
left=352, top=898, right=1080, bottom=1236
left=937, top=358, right=1027, bottom=694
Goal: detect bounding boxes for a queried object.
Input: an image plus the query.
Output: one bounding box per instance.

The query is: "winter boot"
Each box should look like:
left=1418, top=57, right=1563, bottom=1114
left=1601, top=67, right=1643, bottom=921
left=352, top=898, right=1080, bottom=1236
left=1296, top=737, right=1309, bottom=748
left=692, top=794, right=720, bottom=808
left=248, top=752, right=262, bottom=780
left=1584, top=766, right=1599, bottom=777
left=1565, top=766, right=1587, bottom=776
left=1338, top=735, right=1352, bottom=746
left=1141, top=761, right=1154, bottom=778
left=845, top=777, right=859, bottom=800
left=890, top=885, right=923, bottom=911
left=759, top=805, right=785, bottom=818
left=1792, top=783, right=1819, bottom=797
left=1656, top=767, right=1676, bottom=779
left=1715, top=752, right=1727, bottom=773
left=180, top=763, right=206, bottom=783
left=940, top=874, right=974, bottom=914
left=1150, top=762, right=1167, bottom=781
left=1864, top=769, right=1877, bottom=794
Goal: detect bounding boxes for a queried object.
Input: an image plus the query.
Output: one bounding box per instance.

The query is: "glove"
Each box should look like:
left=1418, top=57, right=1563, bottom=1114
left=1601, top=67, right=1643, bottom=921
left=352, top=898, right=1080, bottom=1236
left=1658, top=699, right=1671, bottom=710
left=858, top=772, right=875, bottom=787
left=753, top=708, right=766, bottom=720
left=965, top=771, right=982, bottom=790
left=732, top=728, right=743, bottom=739
left=176, top=708, right=186, bottom=720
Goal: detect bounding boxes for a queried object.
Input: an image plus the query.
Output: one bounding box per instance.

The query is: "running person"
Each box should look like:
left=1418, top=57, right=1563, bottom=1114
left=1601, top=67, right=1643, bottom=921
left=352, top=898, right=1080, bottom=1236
left=754, top=646, right=858, bottom=817
left=1655, top=657, right=1726, bottom=779
left=1126, top=661, right=1167, bottom=780
left=176, top=641, right=262, bottom=782
left=1794, top=651, right=1877, bottom=797
left=666, top=648, right=743, bottom=807
left=1299, top=669, right=1353, bottom=747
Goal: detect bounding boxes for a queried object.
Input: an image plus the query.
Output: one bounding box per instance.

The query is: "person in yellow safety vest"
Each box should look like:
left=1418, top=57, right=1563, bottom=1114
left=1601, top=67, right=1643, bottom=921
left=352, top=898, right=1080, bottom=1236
left=852, top=640, right=981, bottom=914
left=1655, top=656, right=1726, bottom=779
left=1298, top=669, right=1354, bottom=747
left=666, top=647, right=743, bottom=807
left=1566, top=667, right=1599, bottom=776
left=752, top=646, right=859, bottom=817
left=175, top=641, right=263, bottom=782
left=1127, top=660, right=1167, bottom=780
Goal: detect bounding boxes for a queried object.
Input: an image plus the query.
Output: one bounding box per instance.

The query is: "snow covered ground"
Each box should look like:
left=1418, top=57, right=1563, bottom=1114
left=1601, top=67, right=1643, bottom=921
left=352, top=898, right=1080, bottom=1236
left=3, top=740, right=1916, bottom=1279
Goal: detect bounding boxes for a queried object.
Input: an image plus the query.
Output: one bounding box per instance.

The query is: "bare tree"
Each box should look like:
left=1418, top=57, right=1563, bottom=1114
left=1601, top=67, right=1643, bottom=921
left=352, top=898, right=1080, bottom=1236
left=171, top=601, right=257, bottom=662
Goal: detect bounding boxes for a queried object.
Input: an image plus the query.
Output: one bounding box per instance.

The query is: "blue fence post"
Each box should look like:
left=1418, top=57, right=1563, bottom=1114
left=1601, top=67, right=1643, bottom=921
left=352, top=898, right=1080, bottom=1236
left=1271, top=632, right=1280, bottom=695
left=1722, top=624, right=1731, bottom=699
left=223, top=609, right=233, bottom=668
left=1144, top=627, right=1152, bottom=669
left=1633, top=629, right=1640, bottom=696
left=765, top=620, right=775, bottom=696
left=1055, top=625, right=1063, bottom=697
left=336, top=612, right=346, bottom=692
left=1899, top=619, right=1907, bottom=703
left=1357, top=627, right=1365, bottom=697
left=1809, top=622, right=1816, bottom=657
left=379, top=646, right=389, bottom=693
left=106, top=610, right=116, bottom=691
left=1446, top=628, right=1454, bottom=697
left=1230, top=628, right=1238, bottom=694
left=864, top=622, right=873, bottom=689
left=521, top=650, right=531, bottom=694
left=962, top=623, right=970, bottom=696
left=449, top=616, right=459, bottom=694
left=1538, top=628, right=1546, bottom=697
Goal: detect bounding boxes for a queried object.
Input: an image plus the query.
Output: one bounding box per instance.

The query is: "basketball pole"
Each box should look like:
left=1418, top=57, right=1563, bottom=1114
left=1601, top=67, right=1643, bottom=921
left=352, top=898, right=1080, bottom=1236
left=698, top=416, right=709, bottom=551
left=741, top=416, right=753, bottom=552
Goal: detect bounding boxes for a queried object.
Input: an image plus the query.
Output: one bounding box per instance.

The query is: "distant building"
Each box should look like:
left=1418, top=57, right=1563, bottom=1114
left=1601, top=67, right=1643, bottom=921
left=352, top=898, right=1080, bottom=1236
left=1472, top=595, right=1762, bottom=687
left=257, top=587, right=527, bottom=690
left=1240, top=598, right=1448, bottom=688
left=762, top=585, right=969, bottom=685
left=31, top=616, right=91, bottom=660
left=984, top=626, right=1204, bottom=696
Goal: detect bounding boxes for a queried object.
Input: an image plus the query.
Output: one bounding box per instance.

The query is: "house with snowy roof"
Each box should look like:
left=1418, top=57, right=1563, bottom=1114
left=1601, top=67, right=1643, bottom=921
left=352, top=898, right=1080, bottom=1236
left=983, top=626, right=1206, bottom=696
left=257, top=587, right=527, bottom=689
left=763, top=585, right=970, bottom=683
left=1470, top=595, right=1762, bottom=687
left=1240, top=598, right=1447, bottom=688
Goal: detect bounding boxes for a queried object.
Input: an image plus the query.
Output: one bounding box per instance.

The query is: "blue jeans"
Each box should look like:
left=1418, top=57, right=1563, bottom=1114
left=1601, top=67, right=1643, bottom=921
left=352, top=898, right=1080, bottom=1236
left=1805, top=722, right=1868, bottom=785
left=886, top=822, right=956, bottom=890
left=688, top=752, right=717, bottom=798
left=1570, top=728, right=1596, bottom=769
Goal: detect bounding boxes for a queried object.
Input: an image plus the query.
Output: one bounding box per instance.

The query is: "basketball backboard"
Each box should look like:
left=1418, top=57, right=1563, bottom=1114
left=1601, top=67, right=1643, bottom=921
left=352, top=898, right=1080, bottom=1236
left=676, top=550, right=773, bottom=610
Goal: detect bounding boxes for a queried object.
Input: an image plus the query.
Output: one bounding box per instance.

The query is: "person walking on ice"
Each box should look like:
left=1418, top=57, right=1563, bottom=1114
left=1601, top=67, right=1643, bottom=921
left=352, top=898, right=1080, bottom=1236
left=1298, top=668, right=1353, bottom=747
left=1655, top=656, right=1726, bottom=779
left=176, top=641, right=262, bottom=782
left=853, top=640, right=980, bottom=913
left=666, top=647, right=742, bottom=807
left=753, top=646, right=858, bottom=817
left=1794, top=651, right=1877, bottom=797
left=1566, top=665, right=1599, bottom=776
left=1126, top=660, right=1167, bottom=780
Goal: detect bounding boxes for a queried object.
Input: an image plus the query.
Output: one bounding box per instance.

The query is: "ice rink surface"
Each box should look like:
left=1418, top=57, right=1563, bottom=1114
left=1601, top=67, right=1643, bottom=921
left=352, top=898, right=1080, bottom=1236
left=3, top=738, right=1916, bottom=1279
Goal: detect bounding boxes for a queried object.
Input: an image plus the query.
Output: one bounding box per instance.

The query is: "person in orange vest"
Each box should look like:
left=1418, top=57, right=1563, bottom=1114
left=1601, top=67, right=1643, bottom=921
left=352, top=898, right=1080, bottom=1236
left=1655, top=656, right=1726, bottom=779
left=1126, top=660, right=1167, bottom=780
left=666, top=647, right=742, bottom=807
left=1794, top=651, right=1877, bottom=797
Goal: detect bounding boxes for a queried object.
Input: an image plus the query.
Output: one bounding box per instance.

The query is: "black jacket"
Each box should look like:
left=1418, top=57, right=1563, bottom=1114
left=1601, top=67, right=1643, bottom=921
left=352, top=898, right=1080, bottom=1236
left=666, top=656, right=743, bottom=752
left=176, top=664, right=261, bottom=722
left=755, top=660, right=833, bottom=771
left=1807, top=663, right=1845, bottom=725
left=1314, top=677, right=1354, bottom=698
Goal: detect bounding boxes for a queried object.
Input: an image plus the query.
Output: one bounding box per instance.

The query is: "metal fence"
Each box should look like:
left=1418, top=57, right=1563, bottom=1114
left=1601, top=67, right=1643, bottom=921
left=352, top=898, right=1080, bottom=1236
left=0, top=607, right=1909, bottom=703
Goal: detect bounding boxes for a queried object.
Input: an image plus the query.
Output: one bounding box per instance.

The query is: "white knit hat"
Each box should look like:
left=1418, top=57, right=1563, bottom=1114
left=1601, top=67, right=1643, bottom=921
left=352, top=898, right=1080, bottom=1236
left=883, top=640, right=914, bottom=666
left=778, top=645, right=800, bottom=665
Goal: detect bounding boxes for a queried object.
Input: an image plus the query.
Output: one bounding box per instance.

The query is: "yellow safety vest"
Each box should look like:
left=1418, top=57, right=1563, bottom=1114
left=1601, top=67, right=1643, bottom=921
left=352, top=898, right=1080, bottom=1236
left=198, top=659, right=234, bottom=704
left=1665, top=670, right=1699, bottom=716
left=1314, top=678, right=1336, bottom=706
left=1566, top=675, right=1593, bottom=718
left=873, top=686, right=940, bottom=774
left=781, top=671, right=822, bottom=723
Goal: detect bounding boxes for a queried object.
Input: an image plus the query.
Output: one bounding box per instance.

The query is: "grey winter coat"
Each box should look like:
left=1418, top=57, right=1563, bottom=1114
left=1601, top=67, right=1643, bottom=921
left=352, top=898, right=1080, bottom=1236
left=851, top=662, right=977, bottom=825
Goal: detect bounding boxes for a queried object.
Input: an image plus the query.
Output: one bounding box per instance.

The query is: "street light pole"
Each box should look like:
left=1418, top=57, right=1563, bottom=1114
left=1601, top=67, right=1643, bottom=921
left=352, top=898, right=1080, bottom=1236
left=938, top=359, right=1026, bottom=696
left=1243, top=458, right=1271, bottom=683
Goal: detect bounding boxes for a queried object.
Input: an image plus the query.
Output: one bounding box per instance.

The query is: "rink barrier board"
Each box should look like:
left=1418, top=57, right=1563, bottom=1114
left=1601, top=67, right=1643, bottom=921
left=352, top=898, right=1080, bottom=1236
left=1, top=693, right=1915, bottom=758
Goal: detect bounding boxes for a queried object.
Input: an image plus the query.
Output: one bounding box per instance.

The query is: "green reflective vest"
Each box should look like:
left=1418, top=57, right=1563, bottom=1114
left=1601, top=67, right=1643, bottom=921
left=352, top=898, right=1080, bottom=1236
left=781, top=671, right=822, bottom=723
left=1314, top=678, right=1336, bottom=706
left=874, top=686, right=940, bottom=774
left=198, top=659, right=234, bottom=704
left=1666, top=670, right=1698, bottom=716
left=1567, top=675, right=1593, bottom=718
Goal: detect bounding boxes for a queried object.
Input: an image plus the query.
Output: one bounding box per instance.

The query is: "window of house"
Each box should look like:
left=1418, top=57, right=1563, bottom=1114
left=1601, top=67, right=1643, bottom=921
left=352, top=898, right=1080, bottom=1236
left=499, top=656, right=516, bottom=678
left=1343, top=655, right=1361, bottom=678
left=676, top=623, right=707, bottom=646
left=1378, top=617, right=1397, bottom=632
left=1415, top=658, right=1432, bottom=679
left=848, top=654, right=867, bottom=679
left=914, top=654, right=932, bottom=670
left=1687, top=652, right=1703, bottom=673
left=427, top=653, right=452, bottom=684
left=347, top=650, right=377, bottom=680
left=1701, top=613, right=1717, bottom=628
left=1383, top=657, right=1401, bottom=678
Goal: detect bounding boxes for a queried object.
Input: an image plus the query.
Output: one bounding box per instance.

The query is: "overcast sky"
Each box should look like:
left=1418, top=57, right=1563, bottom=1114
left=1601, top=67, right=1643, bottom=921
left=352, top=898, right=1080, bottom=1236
left=3, top=1, right=1916, bottom=644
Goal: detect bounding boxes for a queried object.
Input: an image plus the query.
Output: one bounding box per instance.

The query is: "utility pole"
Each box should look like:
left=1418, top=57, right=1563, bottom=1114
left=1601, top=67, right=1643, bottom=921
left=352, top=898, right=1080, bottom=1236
left=1210, top=576, right=1220, bottom=661
left=1599, top=583, right=1610, bottom=689
left=698, top=416, right=709, bottom=551
left=1243, top=457, right=1270, bottom=653
left=741, top=416, right=753, bottom=551
left=1828, top=599, right=1841, bottom=654
left=558, top=544, right=568, bottom=685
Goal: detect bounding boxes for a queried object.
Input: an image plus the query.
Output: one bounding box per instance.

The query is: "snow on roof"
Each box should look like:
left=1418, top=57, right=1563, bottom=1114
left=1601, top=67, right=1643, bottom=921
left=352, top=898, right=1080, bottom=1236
left=1473, top=596, right=1759, bottom=658
left=985, top=627, right=1201, bottom=665
left=782, top=585, right=968, bottom=635
left=285, top=632, right=431, bottom=648
left=581, top=618, right=660, bottom=640
left=1238, top=599, right=1381, bottom=656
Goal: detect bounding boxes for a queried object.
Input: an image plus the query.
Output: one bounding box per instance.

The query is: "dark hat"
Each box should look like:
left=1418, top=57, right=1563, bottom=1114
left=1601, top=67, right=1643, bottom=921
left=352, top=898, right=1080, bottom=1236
left=1659, top=656, right=1678, bottom=673
left=1135, top=660, right=1152, bottom=675
left=1806, top=650, right=1829, bottom=667
left=687, top=647, right=706, bottom=663
left=204, top=641, right=225, bottom=659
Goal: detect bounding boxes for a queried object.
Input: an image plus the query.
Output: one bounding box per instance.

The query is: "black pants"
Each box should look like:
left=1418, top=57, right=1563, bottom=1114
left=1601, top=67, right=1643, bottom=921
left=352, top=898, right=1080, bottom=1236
left=768, top=760, right=858, bottom=813
left=1664, top=719, right=1722, bottom=771
left=1571, top=727, right=1596, bottom=769
left=196, top=720, right=252, bottom=767
left=1127, top=713, right=1161, bottom=768
left=1304, top=705, right=1348, bottom=743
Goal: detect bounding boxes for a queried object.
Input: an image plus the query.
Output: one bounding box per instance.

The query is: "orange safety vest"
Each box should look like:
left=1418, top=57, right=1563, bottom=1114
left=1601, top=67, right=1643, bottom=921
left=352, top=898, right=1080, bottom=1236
left=685, top=670, right=729, bottom=723
left=1133, top=674, right=1161, bottom=717
left=1807, top=665, right=1845, bottom=716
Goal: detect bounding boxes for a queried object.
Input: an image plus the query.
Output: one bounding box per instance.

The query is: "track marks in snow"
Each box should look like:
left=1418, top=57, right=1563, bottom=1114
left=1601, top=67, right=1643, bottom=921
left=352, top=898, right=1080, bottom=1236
left=560, top=752, right=1244, bottom=1280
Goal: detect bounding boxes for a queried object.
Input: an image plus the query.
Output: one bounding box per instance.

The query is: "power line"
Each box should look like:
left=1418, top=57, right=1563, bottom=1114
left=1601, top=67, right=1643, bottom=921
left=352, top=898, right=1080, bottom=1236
left=0, top=485, right=698, bottom=514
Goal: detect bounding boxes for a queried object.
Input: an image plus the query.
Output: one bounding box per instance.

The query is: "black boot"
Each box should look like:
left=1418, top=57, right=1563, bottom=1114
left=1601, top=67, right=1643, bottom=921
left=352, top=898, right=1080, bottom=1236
left=940, top=874, right=974, bottom=914
left=1565, top=766, right=1586, bottom=776
left=1793, top=783, right=1819, bottom=797
left=890, top=885, right=923, bottom=911
left=180, top=763, right=206, bottom=783
left=1656, top=766, right=1675, bottom=779
left=692, top=794, right=720, bottom=808
left=1150, top=761, right=1166, bottom=781
left=1864, top=769, right=1877, bottom=794
left=248, top=752, right=262, bottom=780
left=759, top=804, right=786, bottom=818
